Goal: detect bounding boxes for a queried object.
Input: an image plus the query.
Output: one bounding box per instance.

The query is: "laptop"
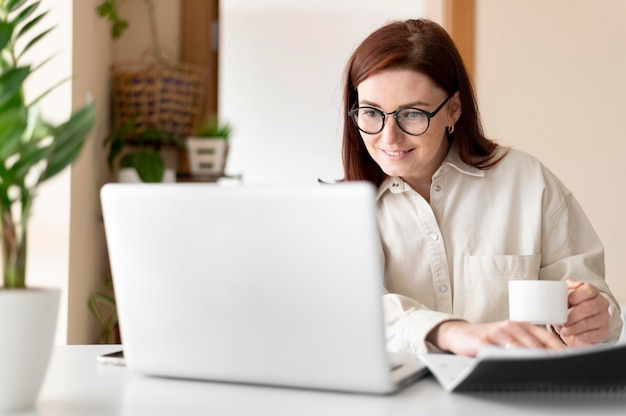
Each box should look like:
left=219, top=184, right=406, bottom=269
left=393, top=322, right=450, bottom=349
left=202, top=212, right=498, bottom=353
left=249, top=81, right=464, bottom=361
left=100, top=181, right=428, bottom=394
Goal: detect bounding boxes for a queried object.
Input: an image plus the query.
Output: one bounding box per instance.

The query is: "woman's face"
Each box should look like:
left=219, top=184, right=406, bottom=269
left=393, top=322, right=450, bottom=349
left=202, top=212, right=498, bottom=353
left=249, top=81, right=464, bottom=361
left=355, top=69, right=460, bottom=190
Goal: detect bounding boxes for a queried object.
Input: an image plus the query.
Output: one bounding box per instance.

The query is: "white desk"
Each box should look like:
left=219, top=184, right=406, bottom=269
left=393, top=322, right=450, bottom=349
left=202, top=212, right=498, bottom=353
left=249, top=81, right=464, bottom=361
left=24, top=345, right=626, bottom=415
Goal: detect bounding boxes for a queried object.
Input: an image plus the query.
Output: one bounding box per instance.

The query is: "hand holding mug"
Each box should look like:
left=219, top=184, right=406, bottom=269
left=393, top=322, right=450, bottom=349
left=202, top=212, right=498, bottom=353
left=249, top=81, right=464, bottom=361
left=553, top=279, right=610, bottom=346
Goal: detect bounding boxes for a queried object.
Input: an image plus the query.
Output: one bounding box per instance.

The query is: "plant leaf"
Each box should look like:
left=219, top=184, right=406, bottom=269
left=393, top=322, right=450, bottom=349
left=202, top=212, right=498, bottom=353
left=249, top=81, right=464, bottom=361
left=0, top=21, right=14, bottom=52
left=6, top=107, right=49, bottom=180
left=102, top=114, right=137, bottom=147
left=131, top=151, right=164, bottom=183
left=16, top=26, right=54, bottom=60
left=0, top=108, right=27, bottom=160
left=118, top=153, right=134, bottom=168
left=0, top=66, right=29, bottom=108
left=15, top=11, right=48, bottom=41
left=11, top=2, right=39, bottom=27
left=39, top=102, right=96, bottom=182
left=9, top=145, right=47, bottom=182
left=6, top=0, right=30, bottom=14
left=106, top=138, right=123, bottom=172
left=0, top=83, right=25, bottom=114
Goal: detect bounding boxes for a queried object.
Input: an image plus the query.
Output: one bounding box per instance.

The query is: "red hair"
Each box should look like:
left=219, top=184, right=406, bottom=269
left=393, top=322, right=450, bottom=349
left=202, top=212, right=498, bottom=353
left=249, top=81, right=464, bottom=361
left=342, top=19, right=503, bottom=185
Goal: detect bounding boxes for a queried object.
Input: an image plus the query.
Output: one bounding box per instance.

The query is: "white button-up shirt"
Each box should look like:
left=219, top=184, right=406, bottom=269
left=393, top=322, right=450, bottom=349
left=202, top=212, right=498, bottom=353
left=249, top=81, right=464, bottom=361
left=379, top=144, right=623, bottom=353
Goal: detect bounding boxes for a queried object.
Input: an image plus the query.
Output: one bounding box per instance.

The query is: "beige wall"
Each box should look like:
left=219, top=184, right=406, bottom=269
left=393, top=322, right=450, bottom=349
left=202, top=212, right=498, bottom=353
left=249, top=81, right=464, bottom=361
left=67, top=0, right=114, bottom=343
left=110, top=0, right=181, bottom=62
left=475, top=0, right=626, bottom=303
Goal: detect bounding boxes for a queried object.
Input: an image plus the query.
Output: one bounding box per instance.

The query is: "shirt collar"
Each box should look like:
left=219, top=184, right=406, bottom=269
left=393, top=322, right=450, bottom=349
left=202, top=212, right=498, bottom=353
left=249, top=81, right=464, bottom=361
left=376, top=141, right=485, bottom=200
left=442, top=142, right=485, bottom=178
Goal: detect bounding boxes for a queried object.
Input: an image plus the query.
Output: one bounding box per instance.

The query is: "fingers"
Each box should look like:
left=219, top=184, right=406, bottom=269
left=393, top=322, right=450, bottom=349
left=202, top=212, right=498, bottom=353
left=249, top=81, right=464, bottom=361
left=565, top=294, right=609, bottom=327
left=433, top=320, right=567, bottom=356
left=560, top=326, right=608, bottom=347
left=487, top=321, right=565, bottom=351
left=559, top=302, right=610, bottom=343
left=567, top=281, right=598, bottom=308
left=556, top=281, right=611, bottom=344
left=566, top=278, right=584, bottom=291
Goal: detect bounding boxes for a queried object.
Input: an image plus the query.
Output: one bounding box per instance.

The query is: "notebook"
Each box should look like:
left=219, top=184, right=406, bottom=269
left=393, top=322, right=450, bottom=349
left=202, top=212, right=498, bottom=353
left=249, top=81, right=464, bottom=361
left=100, top=181, right=428, bottom=394
left=419, top=342, right=626, bottom=392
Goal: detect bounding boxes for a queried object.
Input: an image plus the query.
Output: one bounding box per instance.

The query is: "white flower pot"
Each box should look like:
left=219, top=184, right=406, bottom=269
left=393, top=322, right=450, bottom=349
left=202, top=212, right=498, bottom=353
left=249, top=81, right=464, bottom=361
left=186, top=137, right=229, bottom=176
left=0, top=288, right=60, bottom=413
left=117, top=168, right=176, bottom=183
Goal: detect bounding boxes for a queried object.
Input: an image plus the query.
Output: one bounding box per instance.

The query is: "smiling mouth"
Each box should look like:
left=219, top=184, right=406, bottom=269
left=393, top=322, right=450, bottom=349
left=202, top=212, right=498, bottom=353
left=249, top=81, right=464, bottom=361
left=382, top=149, right=412, bottom=157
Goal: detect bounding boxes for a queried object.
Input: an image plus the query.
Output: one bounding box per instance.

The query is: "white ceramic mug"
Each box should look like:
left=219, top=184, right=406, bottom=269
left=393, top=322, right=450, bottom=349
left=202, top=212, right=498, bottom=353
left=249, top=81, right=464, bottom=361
left=508, top=280, right=568, bottom=325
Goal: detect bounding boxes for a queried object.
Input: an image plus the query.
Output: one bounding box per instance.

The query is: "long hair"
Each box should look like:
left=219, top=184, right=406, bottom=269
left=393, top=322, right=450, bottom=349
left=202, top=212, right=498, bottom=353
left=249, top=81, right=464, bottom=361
left=342, top=19, right=503, bottom=185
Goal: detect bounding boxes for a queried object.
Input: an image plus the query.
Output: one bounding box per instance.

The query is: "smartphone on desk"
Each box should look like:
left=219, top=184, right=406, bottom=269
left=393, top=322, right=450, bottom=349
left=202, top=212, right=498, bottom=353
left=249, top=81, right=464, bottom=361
left=97, top=349, right=125, bottom=366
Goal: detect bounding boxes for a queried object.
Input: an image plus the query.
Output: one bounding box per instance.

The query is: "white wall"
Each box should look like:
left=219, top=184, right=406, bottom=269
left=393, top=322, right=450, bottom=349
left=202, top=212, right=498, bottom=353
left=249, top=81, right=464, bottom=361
left=220, top=0, right=445, bottom=184
left=20, top=0, right=72, bottom=345
left=475, top=0, right=626, bottom=303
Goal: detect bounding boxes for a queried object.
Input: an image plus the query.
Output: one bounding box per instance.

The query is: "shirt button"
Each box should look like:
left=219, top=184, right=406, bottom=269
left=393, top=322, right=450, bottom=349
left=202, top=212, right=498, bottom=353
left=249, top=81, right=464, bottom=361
left=434, top=184, right=442, bottom=192
left=439, top=285, right=448, bottom=293
left=430, top=233, right=439, bottom=241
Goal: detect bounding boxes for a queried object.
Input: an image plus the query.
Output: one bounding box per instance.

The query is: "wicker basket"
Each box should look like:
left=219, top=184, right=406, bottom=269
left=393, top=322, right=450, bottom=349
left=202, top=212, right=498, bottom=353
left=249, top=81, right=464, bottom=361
left=111, top=61, right=206, bottom=138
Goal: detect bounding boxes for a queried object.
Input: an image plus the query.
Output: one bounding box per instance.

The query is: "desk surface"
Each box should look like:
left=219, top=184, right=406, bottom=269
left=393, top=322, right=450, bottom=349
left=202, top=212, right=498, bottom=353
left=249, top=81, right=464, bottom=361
left=26, top=345, right=626, bottom=415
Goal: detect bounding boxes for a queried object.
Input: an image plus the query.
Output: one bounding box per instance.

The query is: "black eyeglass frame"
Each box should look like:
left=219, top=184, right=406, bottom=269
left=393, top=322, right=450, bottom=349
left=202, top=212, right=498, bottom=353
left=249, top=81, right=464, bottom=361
left=348, top=92, right=455, bottom=136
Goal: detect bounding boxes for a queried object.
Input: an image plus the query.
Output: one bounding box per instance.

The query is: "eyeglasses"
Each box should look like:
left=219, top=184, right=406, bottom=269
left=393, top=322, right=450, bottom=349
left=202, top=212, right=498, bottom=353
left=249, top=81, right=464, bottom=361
left=348, top=93, right=454, bottom=136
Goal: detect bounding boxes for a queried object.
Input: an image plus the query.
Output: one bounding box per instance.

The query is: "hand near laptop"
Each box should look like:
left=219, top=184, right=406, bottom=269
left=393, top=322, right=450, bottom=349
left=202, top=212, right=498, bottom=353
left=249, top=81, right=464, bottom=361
left=427, top=279, right=611, bottom=357
left=427, top=320, right=565, bottom=357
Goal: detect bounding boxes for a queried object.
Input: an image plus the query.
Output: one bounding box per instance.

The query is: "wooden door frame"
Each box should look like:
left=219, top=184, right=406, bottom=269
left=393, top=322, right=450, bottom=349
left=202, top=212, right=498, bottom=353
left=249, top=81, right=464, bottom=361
left=180, top=0, right=219, bottom=120
left=444, top=0, right=475, bottom=83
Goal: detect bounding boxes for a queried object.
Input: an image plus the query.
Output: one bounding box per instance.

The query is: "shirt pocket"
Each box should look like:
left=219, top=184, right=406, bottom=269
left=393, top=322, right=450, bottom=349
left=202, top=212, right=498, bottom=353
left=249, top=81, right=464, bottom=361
left=462, top=254, right=542, bottom=322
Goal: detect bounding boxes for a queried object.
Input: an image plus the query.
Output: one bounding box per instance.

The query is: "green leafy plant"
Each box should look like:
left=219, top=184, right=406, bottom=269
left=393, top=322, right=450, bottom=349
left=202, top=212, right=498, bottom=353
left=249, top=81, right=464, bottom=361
left=95, top=0, right=128, bottom=40
left=103, top=115, right=185, bottom=182
left=96, top=0, right=164, bottom=62
left=195, top=115, right=233, bottom=139
left=88, top=279, right=119, bottom=344
left=0, top=0, right=96, bottom=289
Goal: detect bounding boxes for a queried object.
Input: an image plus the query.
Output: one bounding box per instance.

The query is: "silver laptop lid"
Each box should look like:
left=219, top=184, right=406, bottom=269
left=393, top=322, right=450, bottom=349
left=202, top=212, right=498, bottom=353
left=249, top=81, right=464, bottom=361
left=101, top=182, right=407, bottom=393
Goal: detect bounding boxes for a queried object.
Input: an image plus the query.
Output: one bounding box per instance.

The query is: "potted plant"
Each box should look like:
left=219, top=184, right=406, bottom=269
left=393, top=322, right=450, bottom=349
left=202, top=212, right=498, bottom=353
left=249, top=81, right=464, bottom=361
left=0, top=0, right=96, bottom=412
left=186, top=116, right=233, bottom=177
left=103, top=114, right=185, bottom=183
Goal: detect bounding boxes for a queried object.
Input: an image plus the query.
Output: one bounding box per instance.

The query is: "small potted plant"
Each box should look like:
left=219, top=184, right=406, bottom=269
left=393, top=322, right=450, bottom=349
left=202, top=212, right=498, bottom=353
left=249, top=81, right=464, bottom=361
left=0, top=0, right=96, bottom=411
left=103, top=114, right=185, bottom=183
left=186, top=115, right=233, bottom=177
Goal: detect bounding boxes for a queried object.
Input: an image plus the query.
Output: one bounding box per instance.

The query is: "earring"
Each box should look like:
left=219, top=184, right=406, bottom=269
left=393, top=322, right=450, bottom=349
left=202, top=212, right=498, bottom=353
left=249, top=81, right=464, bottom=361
left=447, top=124, right=455, bottom=134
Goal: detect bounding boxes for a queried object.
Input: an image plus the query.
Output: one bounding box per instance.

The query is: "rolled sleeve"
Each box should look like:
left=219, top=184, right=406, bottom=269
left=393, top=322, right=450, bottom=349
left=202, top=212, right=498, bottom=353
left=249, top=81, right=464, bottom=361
left=383, top=293, right=457, bottom=353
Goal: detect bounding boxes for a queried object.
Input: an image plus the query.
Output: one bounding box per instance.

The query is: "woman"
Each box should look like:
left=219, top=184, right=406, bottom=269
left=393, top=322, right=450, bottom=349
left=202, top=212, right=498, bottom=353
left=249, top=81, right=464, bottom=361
left=342, top=19, right=622, bottom=356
